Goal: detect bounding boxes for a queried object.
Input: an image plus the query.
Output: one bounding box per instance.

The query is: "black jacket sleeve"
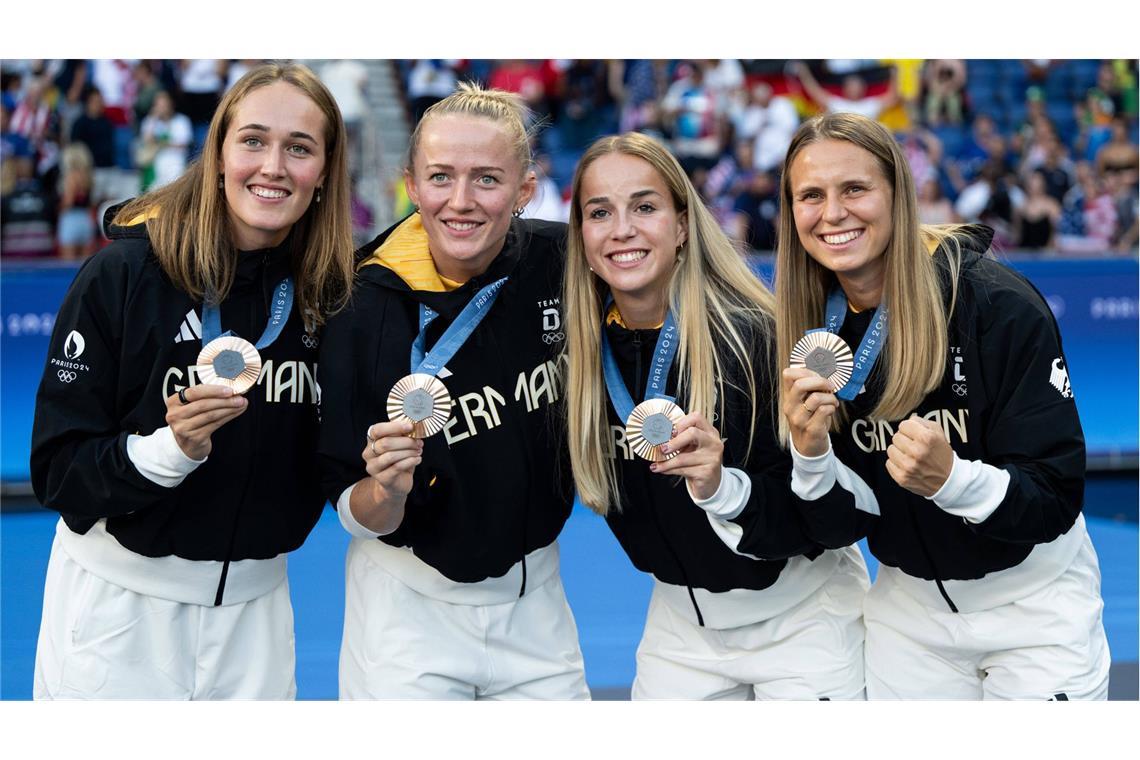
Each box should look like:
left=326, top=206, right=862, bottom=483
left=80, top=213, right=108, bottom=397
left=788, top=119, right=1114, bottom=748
left=30, top=245, right=171, bottom=520
left=966, top=264, right=1086, bottom=544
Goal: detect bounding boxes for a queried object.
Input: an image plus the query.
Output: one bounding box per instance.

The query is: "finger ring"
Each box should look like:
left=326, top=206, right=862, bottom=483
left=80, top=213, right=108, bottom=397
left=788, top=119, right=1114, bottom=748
left=366, top=426, right=375, bottom=443
left=178, top=388, right=190, bottom=405
left=370, top=439, right=379, bottom=456
left=802, top=401, right=811, bottom=414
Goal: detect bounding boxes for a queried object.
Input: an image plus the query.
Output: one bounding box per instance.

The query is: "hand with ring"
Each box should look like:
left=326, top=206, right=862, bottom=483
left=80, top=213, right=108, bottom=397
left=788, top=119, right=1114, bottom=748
left=782, top=367, right=839, bottom=457
left=164, top=384, right=248, bottom=460
left=360, top=420, right=423, bottom=505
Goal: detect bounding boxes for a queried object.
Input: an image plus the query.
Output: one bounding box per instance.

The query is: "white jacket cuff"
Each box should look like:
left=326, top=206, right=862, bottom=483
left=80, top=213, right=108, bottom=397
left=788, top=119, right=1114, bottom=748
left=790, top=437, right=880, bottom=516
left=126, top=426, right=206, bottom=487
left=687, top=466, right=750, bottom=520
left=929, top=453, right=1011, bottom=524
left=789, top=437, right=837, bottom=499
left=337, top=483, right=384, bottom=539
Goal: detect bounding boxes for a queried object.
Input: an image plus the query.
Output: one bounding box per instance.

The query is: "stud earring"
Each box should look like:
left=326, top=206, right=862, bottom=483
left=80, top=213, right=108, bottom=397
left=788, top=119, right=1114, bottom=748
left=513, top=207, right=524, bottom=217
left=218, top=174, right=224, bottom=189
left=315, top=187, right=322, bottom=204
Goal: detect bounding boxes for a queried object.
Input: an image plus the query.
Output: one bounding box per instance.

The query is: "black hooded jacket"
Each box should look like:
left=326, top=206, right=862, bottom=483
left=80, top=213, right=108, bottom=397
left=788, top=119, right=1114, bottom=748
left=316, top=218, right=573, bottom=586
left=31, top=207, right=326, bottom=593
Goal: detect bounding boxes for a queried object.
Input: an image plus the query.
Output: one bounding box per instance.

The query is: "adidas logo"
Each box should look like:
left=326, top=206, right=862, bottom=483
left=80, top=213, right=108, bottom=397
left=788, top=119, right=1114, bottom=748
left=173, top=310, right=202, bottom=343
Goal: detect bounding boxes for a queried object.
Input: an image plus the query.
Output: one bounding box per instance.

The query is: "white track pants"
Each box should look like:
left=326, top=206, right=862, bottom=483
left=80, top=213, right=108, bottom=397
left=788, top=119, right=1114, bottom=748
left=33, top=535, right=296, bottom=700
left=339, top=540, right=590, bottom=700
left=631, top=547, right=869, bottom=700
left=864, top=536, right=1110, bottom=700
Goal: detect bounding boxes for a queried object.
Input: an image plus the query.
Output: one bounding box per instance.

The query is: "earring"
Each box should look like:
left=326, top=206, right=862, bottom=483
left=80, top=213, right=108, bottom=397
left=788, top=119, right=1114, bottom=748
left=513, top=207, right=524, bottom=217
left=218, top=174, right=224, bottom=189
left=315, top=187, right=322, bottom=204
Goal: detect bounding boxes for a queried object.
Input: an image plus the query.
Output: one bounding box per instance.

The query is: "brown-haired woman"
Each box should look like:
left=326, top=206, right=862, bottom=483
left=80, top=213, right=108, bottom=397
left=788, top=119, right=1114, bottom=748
left=31, top=62, right=355, bottom=699
left=772, top=111, right=1109, bottom=699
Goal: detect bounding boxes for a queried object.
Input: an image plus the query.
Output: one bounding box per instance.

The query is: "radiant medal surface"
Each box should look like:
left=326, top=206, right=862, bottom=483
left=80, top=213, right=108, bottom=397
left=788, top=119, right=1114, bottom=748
left=196, top=336, right=262, bottom=394
left=387, top=372, right=453, bottom=438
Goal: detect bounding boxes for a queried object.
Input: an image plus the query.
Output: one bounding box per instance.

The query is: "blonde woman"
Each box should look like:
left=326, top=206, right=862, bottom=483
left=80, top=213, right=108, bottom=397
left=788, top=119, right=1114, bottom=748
left=317, top=84, right=589, bottom=700
left=56, top=143, right=97, bottom=259
left=562, top=132, right=869, bottom=700
left=775, top=112, right=1109, bottom=699
left=31, top=62, right=355, bottom=699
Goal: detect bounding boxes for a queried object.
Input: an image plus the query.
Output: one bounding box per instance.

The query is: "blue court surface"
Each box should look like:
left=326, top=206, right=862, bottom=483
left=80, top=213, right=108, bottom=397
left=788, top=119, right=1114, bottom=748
left=2, top=475, right=1136, bottom=700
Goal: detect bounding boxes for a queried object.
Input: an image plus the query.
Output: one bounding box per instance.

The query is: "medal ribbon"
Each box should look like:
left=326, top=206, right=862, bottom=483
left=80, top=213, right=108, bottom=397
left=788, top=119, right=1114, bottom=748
left=411, top=277, right=508, bottom=375
left=599, top=297, right=680, bottom=421
left=201, top=278, right=294, bottom=349
left=811, top=287, right=888, bottom=400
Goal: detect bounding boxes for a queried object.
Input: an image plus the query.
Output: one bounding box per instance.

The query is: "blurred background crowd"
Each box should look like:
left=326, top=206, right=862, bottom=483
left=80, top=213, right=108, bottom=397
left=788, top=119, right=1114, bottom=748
left=2, top=58, right=1137, bottom=260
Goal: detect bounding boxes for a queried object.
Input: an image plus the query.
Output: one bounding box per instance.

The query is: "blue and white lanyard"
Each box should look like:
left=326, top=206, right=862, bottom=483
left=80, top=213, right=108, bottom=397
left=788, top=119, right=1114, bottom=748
left=201, top=278, right=294, bottom=349
left=599, top=298, right=680, bottom=420
left=811, top=287, right=888, bottom=400
left=410, top=277, right=508, bottom=375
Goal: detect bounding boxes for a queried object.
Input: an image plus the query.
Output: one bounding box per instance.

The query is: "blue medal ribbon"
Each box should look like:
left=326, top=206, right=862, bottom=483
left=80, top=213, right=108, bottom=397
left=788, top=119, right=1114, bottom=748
left=201, top=277, right=294, bottom=349
left=411, top=277, right=508, bottom=375
left=811, top=287, right=888, bottom=400
left=599, top=298, right=680, bottom=421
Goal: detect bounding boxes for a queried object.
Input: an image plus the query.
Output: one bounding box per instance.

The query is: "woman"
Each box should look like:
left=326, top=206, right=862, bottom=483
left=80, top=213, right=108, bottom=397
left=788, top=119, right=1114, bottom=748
left=317, top=84, right=589, bottom=700
left=562, top=132, right=868, bottom=700
left=774, top=112, right=1109, bottom=699
left=30, top=63, right=354, bottom=700
left=56, top=142, right=97, bottom=259
left=1013, top=170, right=1061, bottom=250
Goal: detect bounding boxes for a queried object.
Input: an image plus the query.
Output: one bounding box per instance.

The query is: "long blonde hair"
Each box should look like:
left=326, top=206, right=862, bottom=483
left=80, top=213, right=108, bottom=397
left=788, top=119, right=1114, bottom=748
left=113, top=62, right=354, bottom=326
left=775, top=112, right=966, bottom=441
left=565, top=132, right=777, bottom=515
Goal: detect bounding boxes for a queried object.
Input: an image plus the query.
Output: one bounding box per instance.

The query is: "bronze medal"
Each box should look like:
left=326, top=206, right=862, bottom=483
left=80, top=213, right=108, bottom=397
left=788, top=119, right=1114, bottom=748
left=196, top=336, right=262, bottom=394
left=626, top=398, right=685, bottom=462
left=387, top=373, right=452, bottom=439
left=789, top=332, right=854, bottom=393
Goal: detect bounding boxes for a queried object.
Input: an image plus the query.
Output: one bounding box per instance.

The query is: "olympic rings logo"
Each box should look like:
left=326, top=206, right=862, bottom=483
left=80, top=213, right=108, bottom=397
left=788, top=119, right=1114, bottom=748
left=542, top=332, right=565, bottom=345
left=952, top=383, right=967, bottom=396
left=57, top=370, right=77, bottom=383
left=301, top=334, right=319, bottom=349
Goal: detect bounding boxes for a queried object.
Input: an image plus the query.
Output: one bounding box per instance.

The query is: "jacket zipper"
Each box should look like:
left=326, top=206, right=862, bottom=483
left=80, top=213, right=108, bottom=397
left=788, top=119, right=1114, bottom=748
left=214, top=255, right=271, bottom=606
left=633, top=329, right=705, bottom=626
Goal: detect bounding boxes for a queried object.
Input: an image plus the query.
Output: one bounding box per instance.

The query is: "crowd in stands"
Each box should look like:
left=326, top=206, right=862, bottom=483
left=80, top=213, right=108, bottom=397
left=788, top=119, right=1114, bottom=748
left=3, top=59, right=1137, bottom=260
left=397, top=59, right=1139, bottom=254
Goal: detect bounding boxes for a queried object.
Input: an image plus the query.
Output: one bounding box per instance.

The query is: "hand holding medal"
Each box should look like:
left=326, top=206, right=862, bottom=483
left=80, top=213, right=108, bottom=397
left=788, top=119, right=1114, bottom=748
left=645, top=410, right=726, bottom=501
left=171, top=279, right=295, bottom=458
left=784, top=288, right=889, bottom=457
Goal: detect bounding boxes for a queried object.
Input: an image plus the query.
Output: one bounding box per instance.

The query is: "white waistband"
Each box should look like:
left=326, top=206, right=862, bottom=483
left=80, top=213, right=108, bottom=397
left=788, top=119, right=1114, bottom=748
left=880, top=513, right=1089, bottom=613
left=349, top=537, right=560, bottom=605
left=653, top=546, right=855, bottom=629
left=57, top=518, right=287, bottom=606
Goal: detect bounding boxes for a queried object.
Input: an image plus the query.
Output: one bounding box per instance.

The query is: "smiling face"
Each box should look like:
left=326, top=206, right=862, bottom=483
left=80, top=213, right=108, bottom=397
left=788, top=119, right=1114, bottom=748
left=220, top=80, right=327, bottom=251
left=788, top=138, right=893, bottom=297
left=405, top=114, right=535, bottom=282
left=579, top=153, right=687, bottom=322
